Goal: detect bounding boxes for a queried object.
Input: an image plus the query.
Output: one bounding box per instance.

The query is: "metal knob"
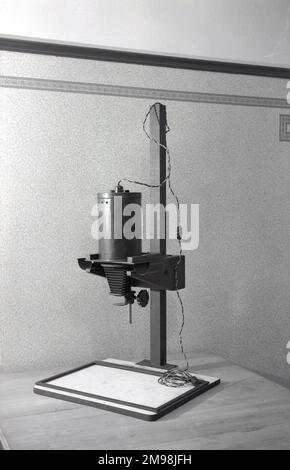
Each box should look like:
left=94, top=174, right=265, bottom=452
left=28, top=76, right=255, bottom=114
left=136, top=290, right=149, bottom=308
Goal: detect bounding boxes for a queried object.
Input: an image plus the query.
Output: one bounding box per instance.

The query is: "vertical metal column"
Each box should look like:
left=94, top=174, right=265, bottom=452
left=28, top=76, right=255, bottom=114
left=138, top=103, right=175, bottom=369
left=149, top=103, right=167, bottom=367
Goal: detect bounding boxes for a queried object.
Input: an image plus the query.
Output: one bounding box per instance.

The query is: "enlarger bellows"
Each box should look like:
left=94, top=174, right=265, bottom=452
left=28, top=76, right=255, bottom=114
left=103, top=265, right=131, bottom=297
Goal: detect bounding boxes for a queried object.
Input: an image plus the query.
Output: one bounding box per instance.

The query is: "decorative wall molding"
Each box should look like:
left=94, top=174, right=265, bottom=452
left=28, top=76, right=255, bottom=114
left=1, top=75, right=290, bottom=110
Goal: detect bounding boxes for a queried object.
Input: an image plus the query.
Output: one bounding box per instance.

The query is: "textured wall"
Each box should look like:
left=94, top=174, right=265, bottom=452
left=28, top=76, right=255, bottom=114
left=1, top=52, right=290, bottom=384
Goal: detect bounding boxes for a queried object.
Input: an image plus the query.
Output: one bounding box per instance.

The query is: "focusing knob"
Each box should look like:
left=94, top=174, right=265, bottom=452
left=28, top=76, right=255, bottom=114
left=137, top=290, right=149, bottom=308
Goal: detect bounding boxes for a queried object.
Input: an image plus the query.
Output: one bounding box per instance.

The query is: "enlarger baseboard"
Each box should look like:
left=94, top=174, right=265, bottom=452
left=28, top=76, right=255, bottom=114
left=34, top=358, right=220, bottom=421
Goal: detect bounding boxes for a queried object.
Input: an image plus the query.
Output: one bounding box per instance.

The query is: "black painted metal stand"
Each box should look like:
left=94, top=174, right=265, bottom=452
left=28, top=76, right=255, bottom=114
left=138, top=103, right=175, bottom=369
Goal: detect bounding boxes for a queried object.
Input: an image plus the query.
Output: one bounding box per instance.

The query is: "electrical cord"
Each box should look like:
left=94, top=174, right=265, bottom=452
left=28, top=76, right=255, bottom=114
left=118, top=102, right=199, bottom=388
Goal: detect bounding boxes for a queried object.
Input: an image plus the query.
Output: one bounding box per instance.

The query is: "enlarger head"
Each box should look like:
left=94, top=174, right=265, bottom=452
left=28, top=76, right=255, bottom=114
left=96, top=186, right=147, bottom=321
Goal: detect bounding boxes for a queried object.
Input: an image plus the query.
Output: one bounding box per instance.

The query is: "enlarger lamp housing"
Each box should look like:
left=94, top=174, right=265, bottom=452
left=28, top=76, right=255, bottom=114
left=97, top=188, right=142, bottom=261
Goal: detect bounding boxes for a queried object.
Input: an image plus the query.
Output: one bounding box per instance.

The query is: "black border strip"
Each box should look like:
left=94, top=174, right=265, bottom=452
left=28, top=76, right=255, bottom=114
left=1, top=37, right=290, bottom=79
left=33, top=387, right=157, bottom=421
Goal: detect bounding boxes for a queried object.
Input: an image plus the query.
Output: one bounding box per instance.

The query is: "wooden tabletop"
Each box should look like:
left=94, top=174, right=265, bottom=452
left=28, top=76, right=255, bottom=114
left=1, top=352, right=290, bottom=450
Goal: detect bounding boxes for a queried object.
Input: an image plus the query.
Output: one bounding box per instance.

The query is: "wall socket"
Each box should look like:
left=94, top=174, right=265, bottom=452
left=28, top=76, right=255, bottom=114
left=279, top=114, right=290, bottom=142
